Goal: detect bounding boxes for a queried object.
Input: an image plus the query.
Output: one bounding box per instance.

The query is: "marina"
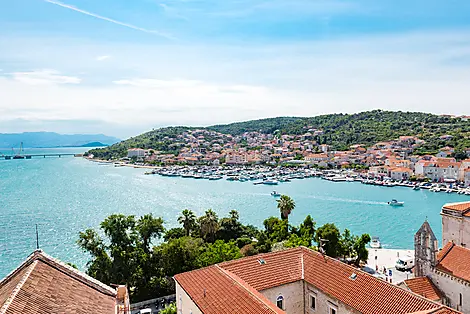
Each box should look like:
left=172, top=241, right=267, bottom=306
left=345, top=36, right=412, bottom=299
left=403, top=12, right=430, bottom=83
left=1, top=147, right=470, bottom=279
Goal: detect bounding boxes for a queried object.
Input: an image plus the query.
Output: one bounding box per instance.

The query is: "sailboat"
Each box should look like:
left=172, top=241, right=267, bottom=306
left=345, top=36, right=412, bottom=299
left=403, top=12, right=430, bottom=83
left=12, top=142, right=25, bottom=159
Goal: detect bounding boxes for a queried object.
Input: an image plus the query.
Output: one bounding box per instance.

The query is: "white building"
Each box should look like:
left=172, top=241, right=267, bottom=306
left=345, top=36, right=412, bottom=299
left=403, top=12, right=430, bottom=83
left=175, top=247, right=458, bottom=314
left=127, top=148, right=146, bottom=158
left=225, top=152, right=248, bottom=165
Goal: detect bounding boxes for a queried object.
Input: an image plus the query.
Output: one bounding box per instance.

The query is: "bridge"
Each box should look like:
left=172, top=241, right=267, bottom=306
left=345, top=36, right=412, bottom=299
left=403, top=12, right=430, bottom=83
left=1, top=153, right=82, bottom=160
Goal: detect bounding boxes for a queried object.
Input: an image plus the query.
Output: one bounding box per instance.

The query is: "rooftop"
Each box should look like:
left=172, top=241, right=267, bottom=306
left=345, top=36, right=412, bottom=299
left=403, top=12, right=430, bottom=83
left=436, top=242, right=470, bottom=283
left=403, top=277, right=442, bottom=302
left=0, top=250, right=122, bottom=314
left=175, top=247, right=460, bottom=314
left=442, top=202, right=470, bottom=217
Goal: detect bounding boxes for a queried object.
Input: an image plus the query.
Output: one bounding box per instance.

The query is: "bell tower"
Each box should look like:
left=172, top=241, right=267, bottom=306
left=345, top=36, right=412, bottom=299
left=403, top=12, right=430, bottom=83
left=414, top=220, right=438, bottom=277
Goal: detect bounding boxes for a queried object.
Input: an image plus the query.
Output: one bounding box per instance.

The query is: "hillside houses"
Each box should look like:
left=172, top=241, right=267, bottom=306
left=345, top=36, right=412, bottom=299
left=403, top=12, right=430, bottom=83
left=122, top=130, right=470, bottom=186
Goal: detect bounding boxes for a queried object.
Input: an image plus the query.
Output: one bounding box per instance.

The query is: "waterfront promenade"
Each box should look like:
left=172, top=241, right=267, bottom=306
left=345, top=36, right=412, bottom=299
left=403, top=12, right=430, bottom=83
left=366, top=248, right=415, bottom=283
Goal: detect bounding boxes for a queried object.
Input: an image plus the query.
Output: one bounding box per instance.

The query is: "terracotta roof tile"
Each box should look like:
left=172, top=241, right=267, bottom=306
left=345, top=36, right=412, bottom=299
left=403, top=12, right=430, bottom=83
left=403, top=277, right=441, bottom=301
left=175, top=247, right=460, bottom=314
left=0, top=250, right=118, bottom=314
left=174, top=265, right=284, bottom=314
left=436, top=242, right=470, bottom=282
left=220, top=247, right=303, bottom=290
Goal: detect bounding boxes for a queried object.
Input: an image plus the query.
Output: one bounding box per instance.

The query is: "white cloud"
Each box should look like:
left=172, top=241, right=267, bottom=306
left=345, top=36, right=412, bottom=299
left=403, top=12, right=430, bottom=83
left=96, top=55, right=110, bottom=61
left=8, top=70, right=81, bottom=85
left=2, top=29, right=470, bottom=137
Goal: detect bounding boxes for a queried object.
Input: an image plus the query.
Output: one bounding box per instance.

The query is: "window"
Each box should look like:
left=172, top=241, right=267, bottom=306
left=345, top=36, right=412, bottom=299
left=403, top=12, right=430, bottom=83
left=460, top=293, right=463, bottom=307
left=309, top=294, right=316, bottom=311
left=329, top=304, right=338, bottom=314
left=276, top=296, right=284, bottom=310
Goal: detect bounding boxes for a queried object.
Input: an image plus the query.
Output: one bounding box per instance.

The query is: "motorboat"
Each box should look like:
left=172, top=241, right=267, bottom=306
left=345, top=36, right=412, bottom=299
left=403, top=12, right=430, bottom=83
left=370, top=236, right=381, bottom=249
left=263, top=179, right=279, bottom=185
left=388, top=199, right=404, bottom=206
left=271, top=191, right=281, bottom=197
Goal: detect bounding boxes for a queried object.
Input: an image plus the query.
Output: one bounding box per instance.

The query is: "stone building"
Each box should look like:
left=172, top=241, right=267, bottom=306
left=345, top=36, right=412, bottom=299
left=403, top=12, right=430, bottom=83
left=174, top=247, right=458, bottom=314
left=413, top=201, right=470, bottom=313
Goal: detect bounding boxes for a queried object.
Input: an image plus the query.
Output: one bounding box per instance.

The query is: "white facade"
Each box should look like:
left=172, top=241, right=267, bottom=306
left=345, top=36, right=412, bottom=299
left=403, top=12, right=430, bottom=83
left=127, top=148, right=146, bottom=158
left=225, top=153, right=247, bottom=164
left=175, top=282, right=203, bottom=314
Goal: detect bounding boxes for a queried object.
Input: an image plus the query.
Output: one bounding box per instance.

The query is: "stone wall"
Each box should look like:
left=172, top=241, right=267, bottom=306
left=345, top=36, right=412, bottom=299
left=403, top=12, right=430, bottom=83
left=261, top=281, right=304, bottom=314
left=305, top=282, right=360, bottom=314
left=442, top=213, right=470, bottom=248
left=430, top=270, right=470, bottom=313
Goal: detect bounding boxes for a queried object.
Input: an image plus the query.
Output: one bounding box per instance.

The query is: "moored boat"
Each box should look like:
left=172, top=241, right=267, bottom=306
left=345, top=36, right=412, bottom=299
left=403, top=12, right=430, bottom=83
left=370, top=236, right=381, bottom=249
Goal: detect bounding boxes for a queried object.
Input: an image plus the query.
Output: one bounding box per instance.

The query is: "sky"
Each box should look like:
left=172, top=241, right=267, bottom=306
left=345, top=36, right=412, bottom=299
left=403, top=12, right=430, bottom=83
left=1, top=1, right=470, bottom=138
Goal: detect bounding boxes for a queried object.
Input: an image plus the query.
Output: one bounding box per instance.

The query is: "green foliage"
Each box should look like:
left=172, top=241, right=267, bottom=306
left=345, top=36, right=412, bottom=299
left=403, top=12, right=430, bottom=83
left=240, top=244, right=258, bottom=256
left=159, top=302, right=177, bottom=314
left=89, top=111, right=470, bottom=159
left=199, top=209, right=220, bottom=243
left=178, top=209, right=197, bottom=237
left=263, top=217, right=290, bottom=242
left=157, top=237, right=205, bottom=277
left=77, top=214, right=167, bottom=302
left=276, top=195, right=295, bottom=221
left=353, top=234, right=371, bottom=266
left=315, top=223, right=341, bottom=258
left=197, top=240, right=242, bottom=267
left=163, top=227, right=186, bottom=241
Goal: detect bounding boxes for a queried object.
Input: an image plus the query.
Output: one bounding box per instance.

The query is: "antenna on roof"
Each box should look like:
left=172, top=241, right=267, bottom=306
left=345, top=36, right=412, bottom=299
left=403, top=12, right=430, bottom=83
left=36, top=224, right=39, bottom=250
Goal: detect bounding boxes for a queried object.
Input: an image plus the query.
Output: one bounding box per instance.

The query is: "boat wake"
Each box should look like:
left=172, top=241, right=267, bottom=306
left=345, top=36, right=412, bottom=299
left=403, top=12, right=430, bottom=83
left=306, top=195, right=387, bottom=206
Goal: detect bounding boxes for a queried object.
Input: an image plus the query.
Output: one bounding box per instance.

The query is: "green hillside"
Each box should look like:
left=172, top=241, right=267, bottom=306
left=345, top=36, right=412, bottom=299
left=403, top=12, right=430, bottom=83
left=88, top=110, right=470, bottom=159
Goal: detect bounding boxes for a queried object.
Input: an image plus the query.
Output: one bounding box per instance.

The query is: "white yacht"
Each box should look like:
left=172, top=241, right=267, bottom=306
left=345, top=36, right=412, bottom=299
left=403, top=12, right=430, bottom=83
left=370, top=236, right=381, bottom=249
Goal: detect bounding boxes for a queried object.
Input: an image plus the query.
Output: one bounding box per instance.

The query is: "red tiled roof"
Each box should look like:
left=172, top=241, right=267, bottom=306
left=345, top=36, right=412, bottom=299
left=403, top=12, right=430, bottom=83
left=403, top=277, right=442, bottom=301
left=436, top=242, right=470, bottom=282
left=174, top=265, right=284, bottom=314
left=175, top=247, right=459, bottom=314
left=442, top=202, right=470, bottom=217
left=0, top=250, right=118, bottom=314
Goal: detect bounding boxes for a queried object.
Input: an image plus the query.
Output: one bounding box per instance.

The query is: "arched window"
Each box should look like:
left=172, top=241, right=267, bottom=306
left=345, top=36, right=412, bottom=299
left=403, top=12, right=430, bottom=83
left=276, top=295, right=284, bottom=310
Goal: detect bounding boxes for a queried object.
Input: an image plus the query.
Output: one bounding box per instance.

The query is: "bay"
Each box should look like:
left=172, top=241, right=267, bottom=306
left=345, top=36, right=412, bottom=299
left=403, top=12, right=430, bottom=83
left=1, top=147, right=468, bottom=278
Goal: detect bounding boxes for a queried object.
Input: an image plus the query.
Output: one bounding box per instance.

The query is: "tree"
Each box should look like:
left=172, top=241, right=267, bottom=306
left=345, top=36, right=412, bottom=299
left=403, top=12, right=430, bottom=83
left=197, top=240, right=242, bottom=267
left=315, top=223, right=341, bottom=258
left=157, top=237, right=204, bottom=277
left=217, top=210, right=244, bottom=242
left=277, top=195, right=295, bottom=221
left=77, top=214, right=167, bottom=302
left=353, top=234, right=371, bottom=266
left=263, top=217, right=290, bottom=242
left=199, top=209, right=220, bottom=243
left=164, top=227, right=186, bottom=241
left=339, top=229, right=355, bottom=259
left=159, top=303, right=177, bottom=314
left=178, top=209, right=197, bottom=237
left=299, top=215, right=316, bottom=244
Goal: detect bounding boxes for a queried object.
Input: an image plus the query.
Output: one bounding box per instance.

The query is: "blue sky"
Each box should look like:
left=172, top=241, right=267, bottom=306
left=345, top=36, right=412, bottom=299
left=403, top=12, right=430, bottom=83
left=1, top=0, right=470, bottom=138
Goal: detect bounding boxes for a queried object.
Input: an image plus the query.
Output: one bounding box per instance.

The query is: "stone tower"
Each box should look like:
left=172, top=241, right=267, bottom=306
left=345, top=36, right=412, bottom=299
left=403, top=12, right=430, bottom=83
left=414, top=220, right=439, bottom=277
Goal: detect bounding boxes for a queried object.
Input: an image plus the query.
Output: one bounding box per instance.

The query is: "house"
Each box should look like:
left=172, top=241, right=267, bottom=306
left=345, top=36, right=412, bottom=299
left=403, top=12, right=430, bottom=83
left=465, top=169, right=470, bottom=187
left=174, top=246, right=459, bottom=314
left=398, top=277, right=442, bottom=303
left=414, top=201, right=470, bottom=313
left=305, top=153, right=329, bottom=164
left=127, top=148, right=146, bottom=158
left=0, top=249, right=130, bottom=313
left=368, top=165, right=390, bottom=178
left=390, top=167, right=413, bottom=180
left=225, top=152, right=248, bottom=165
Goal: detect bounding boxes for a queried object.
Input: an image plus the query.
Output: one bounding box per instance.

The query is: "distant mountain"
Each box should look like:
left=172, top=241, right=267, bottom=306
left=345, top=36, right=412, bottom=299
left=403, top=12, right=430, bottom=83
left=0, top=132, right=120, bottom=148
left=79, top=142, right=108, bottom=147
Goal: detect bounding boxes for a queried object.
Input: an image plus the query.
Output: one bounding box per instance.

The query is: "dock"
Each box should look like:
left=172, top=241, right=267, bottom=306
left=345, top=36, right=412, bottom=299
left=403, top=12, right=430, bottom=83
left=1, top=153, right=79, bottom=160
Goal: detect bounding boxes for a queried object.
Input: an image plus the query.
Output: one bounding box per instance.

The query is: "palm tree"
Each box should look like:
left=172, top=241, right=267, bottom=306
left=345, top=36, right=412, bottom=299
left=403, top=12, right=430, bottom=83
left=229, top=210, right=239, bottom=221
left=277, top=195, right=295, bottom=222
left=199, top=209, right=219, bottom=243
left=178, top=209, right=197, bottom=236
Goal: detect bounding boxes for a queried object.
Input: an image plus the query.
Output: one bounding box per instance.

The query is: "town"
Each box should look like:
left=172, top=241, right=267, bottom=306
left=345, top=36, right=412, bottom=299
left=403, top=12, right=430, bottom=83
left=94, top=128, right=470, bottom=189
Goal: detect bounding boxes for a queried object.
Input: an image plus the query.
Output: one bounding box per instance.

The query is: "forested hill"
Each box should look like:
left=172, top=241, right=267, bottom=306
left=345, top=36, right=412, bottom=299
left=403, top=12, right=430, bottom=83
left=88, top=110, right=470, bottom=159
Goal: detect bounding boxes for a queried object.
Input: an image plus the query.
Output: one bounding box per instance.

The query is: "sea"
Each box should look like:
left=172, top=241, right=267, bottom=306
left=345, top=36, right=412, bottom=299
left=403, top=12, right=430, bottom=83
left=1, top=147, right=469, bottom=278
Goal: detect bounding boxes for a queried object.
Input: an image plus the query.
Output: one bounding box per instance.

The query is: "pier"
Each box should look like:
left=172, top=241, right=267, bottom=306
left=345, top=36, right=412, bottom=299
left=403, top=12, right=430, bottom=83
left=1, top=153, right=80, bottom=160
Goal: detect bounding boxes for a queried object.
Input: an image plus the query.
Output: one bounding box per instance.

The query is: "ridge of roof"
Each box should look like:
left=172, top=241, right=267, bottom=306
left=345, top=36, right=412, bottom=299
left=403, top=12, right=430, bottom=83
left=215, top=265, right=284, bottom=314
left=437, top=242, right=455, bottom=263
left=0, top=261, right=37, bottom=314
left=0, top=250, right=116, bottom=297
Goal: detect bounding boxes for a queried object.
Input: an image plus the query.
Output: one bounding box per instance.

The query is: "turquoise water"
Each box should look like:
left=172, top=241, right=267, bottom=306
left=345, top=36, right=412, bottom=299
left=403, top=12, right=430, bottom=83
left=1, top=147, right=469, bottom=278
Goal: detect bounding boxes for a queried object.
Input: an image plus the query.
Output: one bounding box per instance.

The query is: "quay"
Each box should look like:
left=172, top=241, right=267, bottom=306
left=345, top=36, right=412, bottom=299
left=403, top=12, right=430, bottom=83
left=1, top=153, right=80, bottom=160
